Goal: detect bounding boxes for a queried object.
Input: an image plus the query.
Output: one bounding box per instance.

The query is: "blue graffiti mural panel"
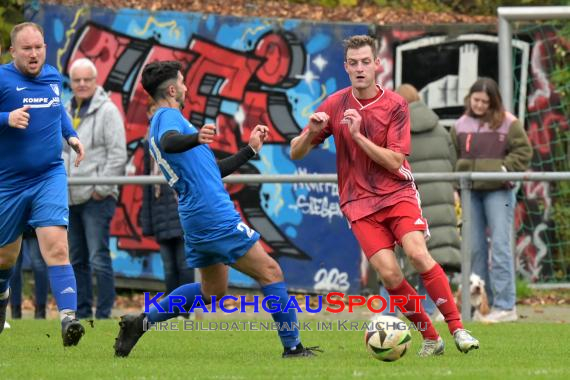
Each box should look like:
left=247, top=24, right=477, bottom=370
left=31, top=4, right=368, bottom=293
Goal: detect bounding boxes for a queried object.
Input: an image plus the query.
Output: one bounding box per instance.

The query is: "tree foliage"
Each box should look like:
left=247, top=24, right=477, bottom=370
left=298, top=0, right=568, bottom=15
left=1, top=0, right=567, bottom=63
left=0, top=0, right=25, bottom=63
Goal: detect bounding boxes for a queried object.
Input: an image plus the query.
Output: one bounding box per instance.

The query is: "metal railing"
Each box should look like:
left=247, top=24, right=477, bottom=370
left=70, top=171, right=570, bottom=321
left=68, top=171, right=570, bottom=185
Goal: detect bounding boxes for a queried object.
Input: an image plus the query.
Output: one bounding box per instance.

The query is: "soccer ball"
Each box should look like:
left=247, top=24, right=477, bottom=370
left=365, top=315, right=412, bottom=362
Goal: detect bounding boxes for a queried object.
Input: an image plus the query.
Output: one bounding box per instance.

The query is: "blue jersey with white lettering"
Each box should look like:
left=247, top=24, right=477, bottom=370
left=148, top=107, right=240, bottom=235
left=0, top=62, right=76, bottom=187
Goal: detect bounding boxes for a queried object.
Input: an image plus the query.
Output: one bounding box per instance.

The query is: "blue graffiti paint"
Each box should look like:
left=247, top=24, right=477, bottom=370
left=113, top=10, right=191, bottom=48
left=306, top=33, right=333, bottom=55
left=53, top=18, right=64, bottom=44
left=35, top=4, right=367, bottom=292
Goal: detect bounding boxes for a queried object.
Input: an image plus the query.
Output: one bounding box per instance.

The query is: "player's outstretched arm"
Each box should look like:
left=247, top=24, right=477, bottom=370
left=217, top=124, right=268, bottom=178
left=290, top=112, right=328, bottom=160
left=160, top=124, right=216, bottom=153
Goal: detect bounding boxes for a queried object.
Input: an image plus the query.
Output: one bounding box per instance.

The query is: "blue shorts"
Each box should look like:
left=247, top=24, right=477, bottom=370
left=0, top=171, right=68, bottom=247
left=184, top=221, right=260, bottom=269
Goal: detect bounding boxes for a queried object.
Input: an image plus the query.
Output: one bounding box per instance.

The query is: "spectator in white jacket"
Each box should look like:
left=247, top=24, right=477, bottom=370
left=64, top=58, right=127, bottom=319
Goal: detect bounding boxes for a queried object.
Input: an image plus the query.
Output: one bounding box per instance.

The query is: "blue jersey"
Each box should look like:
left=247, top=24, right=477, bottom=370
left=148, top=108, right=240, bottom=235
left=0, top=62, right=76, bottom=187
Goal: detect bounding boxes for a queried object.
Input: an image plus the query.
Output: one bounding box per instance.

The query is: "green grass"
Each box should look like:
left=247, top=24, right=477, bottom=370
left=516, top=277, right=533, bottom=300
left=1, top=319, right=569, bottom=379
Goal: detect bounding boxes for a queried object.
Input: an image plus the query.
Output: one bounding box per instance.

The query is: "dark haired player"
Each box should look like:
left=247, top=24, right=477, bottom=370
left=114, top=60, right=320, bottom=359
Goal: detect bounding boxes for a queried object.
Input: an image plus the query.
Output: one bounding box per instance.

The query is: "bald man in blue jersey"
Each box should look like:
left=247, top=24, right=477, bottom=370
left=114, top=61, right=320, bottom=359
left=0, top=22, right=86, bottom=346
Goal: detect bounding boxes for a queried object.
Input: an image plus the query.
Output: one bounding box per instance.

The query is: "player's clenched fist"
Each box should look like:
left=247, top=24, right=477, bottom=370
left=342, top=109, right=363, bottom=138
left=308, top=112, right=329, bottom=133
left=249, top=124, right=269, bottom=153
left=8, top=105, right=31, bottom=129
left=198, top=124, right=216, bottom=144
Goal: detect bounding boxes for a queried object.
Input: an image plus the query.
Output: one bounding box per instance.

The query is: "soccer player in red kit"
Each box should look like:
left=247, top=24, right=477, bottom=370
left=290, top=35, right=479, bottom=356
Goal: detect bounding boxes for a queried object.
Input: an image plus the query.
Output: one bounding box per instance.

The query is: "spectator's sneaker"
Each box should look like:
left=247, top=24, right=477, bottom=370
left=453, top=329, right=480, bottom=353
left=0, top=294, right=9, bottom=334
left=114, top=313, right=147, bottom=357
left=282, top=344, right=322, bottom=358
left=417, top=337, right=445, bottom=357
left=481, top=308, right=518, bottom=323
left=61, top=317, right=85, bottom=347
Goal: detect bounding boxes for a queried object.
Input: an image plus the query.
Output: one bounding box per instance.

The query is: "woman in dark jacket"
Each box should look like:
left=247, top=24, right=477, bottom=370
left=451, top=77, right=532, bottom=323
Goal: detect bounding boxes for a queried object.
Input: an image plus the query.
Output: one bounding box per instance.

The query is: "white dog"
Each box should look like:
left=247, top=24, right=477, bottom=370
left=455, top=273, right=490, bottom=321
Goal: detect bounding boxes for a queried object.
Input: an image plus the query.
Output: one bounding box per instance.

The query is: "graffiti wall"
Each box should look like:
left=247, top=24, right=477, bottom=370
left=29, top=4, right=569, bottom=288
left=31, top=4, right=368, bottom=292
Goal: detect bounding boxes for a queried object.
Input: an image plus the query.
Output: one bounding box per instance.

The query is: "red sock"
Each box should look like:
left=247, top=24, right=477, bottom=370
left=386, top=279, right=439, bottom=340
left=420, top=264, right=463, bottom=334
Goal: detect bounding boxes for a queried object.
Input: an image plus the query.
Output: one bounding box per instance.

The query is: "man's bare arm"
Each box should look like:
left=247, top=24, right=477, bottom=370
left=290, top=112, right=329, bottom=160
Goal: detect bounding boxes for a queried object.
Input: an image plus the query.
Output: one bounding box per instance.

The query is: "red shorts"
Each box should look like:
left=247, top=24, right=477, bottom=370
left=351, top=201, right=429, bottom=259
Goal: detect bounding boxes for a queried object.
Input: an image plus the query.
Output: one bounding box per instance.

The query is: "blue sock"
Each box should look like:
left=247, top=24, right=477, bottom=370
left=48, top=265, right=77, bottom=312
left=0, top=267, right=15, bottom=296
left=262, top=282, right=301, bottom=349
left=147, top=283, right=202, bottom=323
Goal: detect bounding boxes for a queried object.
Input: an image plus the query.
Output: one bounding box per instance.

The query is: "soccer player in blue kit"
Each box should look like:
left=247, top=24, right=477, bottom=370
left=0, top=22, right=86, bottom=346
left=114, top=61, right=320, bottom=358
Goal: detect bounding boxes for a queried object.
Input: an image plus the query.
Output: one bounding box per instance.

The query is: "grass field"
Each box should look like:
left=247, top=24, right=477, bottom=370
left=1, top=319, right=569, bottom=379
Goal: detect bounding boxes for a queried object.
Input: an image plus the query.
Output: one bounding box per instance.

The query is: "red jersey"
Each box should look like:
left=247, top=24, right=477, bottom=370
left=305, top=85, right=419, bottom=222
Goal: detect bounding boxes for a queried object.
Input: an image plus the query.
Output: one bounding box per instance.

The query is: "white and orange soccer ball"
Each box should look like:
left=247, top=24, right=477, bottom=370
left=364, top=315, right=412, bottom=362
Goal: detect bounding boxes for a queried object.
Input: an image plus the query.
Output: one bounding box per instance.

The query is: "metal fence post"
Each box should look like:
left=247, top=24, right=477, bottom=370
left=459, top=175, right=473, bottom=322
